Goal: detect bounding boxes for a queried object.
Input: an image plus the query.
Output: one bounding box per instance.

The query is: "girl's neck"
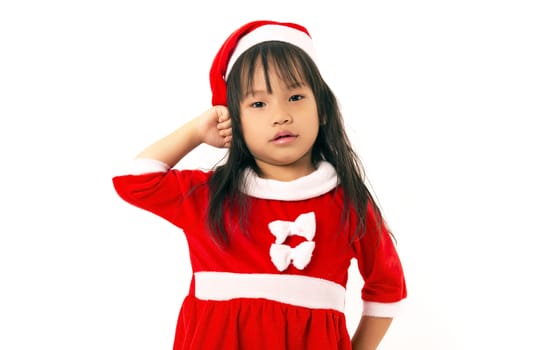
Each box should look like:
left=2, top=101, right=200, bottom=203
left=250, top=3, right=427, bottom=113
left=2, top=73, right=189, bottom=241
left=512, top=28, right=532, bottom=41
left=255, top=161, right=316, bottom=182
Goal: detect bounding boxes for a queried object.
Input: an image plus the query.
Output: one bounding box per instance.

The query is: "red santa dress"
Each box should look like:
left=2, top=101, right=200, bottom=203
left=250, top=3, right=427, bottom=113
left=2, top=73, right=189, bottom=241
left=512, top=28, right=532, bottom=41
left=112, top=159, right=407, bottom=350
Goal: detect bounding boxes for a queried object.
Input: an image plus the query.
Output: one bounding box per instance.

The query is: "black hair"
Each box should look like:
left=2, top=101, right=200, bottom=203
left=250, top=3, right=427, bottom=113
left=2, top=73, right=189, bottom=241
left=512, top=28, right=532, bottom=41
left=207, top=41, right=384, bottom=246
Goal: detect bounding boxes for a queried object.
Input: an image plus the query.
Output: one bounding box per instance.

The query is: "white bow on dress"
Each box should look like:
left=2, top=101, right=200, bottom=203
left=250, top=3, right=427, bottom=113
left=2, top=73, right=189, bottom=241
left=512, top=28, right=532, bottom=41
left=268, top=212, right=316, bottom=244
left=268, top=212, right=316, bottom=271
left=269, top=241, right=316, bottom=272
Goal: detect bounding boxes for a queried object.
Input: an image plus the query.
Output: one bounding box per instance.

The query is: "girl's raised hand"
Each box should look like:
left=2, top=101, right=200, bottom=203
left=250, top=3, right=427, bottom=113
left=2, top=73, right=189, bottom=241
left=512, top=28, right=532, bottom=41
left=197, top=105, right=232, bottom=148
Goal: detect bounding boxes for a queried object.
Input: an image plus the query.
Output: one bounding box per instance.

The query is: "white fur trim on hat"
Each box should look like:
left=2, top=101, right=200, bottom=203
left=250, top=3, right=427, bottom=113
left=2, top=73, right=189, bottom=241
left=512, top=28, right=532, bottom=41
left=225, top=24, right=317, bottom=79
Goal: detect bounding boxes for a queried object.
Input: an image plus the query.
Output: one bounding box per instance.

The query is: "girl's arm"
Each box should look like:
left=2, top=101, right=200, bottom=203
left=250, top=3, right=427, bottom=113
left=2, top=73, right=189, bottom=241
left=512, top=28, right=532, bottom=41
left=351, top=315, right=392, bottom=350
left=137, top=106, right=231, bottom=167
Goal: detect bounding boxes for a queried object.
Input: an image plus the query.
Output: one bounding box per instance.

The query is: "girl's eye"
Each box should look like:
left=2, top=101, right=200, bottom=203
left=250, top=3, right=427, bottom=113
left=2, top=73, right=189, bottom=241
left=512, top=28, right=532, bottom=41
left=250, top=101, right=265, bottom=108
left=289, top=95, right=304, bottom=102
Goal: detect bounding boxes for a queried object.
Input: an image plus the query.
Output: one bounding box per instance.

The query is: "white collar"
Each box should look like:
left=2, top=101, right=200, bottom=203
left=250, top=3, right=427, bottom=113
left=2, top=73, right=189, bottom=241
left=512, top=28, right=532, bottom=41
left=241, top=161, right=339, bottom=200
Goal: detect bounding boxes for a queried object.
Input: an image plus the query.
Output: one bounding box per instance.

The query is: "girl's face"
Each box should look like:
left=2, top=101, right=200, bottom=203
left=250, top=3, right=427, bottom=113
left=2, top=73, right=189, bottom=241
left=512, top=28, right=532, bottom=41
left=239, top=61, right=319, bottom=181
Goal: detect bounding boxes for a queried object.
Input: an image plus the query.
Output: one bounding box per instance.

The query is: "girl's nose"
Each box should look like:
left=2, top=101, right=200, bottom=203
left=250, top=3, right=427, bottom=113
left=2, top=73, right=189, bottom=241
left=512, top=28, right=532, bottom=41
left=272, top=107, right=293, bottom=125
left=273, top=117, right=291, bottom=125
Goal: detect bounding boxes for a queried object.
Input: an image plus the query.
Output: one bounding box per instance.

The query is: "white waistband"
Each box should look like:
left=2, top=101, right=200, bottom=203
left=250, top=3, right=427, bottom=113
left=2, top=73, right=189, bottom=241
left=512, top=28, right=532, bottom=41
left=194, top=272, right=345, bottom=312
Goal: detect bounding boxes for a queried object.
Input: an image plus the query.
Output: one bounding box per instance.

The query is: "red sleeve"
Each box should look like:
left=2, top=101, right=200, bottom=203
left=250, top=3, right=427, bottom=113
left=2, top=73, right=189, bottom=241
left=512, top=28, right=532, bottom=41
left=112, top=164, right=212, bottom=228
left=352, top=202, right=407, bottom=316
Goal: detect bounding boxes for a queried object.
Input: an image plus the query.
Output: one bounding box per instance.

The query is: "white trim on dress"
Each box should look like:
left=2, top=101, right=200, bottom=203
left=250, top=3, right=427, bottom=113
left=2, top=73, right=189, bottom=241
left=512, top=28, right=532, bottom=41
left=241, top=161, right=338, bottom=200
left=119, top=159, right=339, bottom=201
left=194, top=271, right=346, bottom=312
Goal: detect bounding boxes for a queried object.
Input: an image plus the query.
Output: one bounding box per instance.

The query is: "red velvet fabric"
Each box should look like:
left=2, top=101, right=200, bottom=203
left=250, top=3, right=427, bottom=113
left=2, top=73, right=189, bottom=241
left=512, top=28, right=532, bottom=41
left=112, top=169, right=407, bottom=349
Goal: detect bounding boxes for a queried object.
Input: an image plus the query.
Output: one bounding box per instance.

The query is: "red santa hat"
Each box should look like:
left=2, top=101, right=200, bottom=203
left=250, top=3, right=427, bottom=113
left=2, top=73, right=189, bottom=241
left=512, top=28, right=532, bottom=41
left=209, top=20, right=317, bottom=106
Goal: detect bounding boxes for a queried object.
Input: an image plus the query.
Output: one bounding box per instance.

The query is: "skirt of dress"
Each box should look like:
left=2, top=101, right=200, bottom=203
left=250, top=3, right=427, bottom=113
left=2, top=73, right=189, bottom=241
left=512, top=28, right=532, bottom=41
left=173, top=295, right=352, bottom=350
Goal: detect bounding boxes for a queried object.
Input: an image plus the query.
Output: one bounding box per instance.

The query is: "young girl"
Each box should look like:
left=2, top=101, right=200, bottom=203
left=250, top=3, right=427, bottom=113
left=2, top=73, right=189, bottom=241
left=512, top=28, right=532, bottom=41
left=113, top=20, right=407, bottom=350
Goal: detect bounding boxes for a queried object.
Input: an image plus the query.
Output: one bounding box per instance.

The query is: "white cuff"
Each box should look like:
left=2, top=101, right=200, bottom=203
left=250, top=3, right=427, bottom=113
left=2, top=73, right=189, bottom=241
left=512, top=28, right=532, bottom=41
left=363, top=299, right=405, bottom=318
left=117, top=158, right=170, bottom=176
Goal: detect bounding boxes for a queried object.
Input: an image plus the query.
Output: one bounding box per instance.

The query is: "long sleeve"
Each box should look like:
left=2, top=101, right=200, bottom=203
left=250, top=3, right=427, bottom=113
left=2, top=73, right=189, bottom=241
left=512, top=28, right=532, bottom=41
left=351, top=203, right=407, bottom=317
left=112, top=158, right=211, bottom=228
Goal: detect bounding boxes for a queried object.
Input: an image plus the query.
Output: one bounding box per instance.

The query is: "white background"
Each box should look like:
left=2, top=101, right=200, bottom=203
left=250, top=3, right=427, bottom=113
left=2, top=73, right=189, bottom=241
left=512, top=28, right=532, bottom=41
left=1, top=1, right=542, bottom=349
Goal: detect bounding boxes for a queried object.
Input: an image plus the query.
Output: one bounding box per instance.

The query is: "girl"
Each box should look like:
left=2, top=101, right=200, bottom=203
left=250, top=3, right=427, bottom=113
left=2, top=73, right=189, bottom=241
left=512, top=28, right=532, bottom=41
left=113, top=20, right=407, bottom=350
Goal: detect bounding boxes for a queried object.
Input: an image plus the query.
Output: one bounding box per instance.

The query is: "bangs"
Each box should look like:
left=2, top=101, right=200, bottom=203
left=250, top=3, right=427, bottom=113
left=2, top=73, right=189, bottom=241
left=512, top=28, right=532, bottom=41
left=235, top=41, right=310, bottom=97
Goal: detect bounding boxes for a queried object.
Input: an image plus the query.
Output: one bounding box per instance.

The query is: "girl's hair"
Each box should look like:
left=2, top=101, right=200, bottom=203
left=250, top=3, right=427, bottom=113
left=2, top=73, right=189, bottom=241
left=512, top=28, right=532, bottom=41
left=208, top=41, right=383, bottom=246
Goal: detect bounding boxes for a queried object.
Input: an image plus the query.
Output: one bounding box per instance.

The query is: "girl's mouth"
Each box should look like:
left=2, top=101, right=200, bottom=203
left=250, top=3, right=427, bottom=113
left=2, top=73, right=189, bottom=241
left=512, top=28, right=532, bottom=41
left=272, top=132, right=297, bottom=144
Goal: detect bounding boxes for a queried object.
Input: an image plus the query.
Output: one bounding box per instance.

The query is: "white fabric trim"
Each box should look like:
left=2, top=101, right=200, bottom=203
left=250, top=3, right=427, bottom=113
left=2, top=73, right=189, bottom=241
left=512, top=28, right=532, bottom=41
left=118, top=158, right=170, bottom=176
left=194, top=272, right=346, bottom=312
left=242, top=161, right=338, bottom=200
left=118, top=159, right=338, bottom=200
left=363, top=300, right=405, bottom=318
left=225, top=24, right=317, bottom=79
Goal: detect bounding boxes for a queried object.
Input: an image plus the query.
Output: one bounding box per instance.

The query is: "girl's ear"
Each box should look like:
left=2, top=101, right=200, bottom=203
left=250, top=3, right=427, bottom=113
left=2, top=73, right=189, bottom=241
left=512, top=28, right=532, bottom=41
left=320, top=115, right=327, bottom=126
